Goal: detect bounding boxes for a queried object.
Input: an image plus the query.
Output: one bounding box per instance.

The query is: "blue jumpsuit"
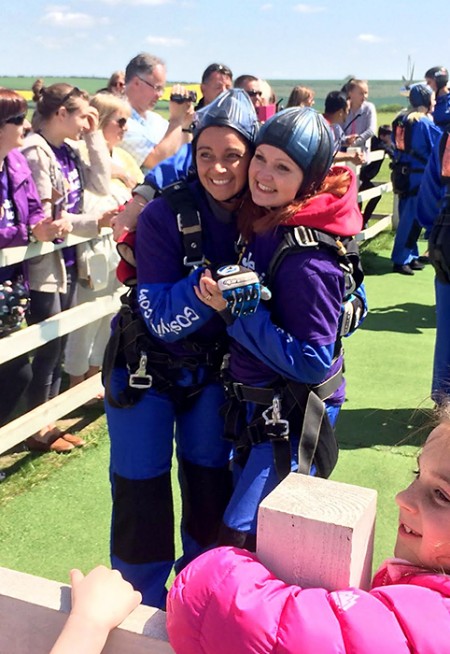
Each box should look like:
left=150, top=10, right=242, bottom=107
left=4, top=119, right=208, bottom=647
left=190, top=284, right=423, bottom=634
left=433, top=92, right=450, bottom=129
left=218, top=167, right=366, bottom=545
left=105, top=181, right=237, bottom=608
left=417, top=132, right=450, bottom=400
left=391, top=114, right=441, bottom=266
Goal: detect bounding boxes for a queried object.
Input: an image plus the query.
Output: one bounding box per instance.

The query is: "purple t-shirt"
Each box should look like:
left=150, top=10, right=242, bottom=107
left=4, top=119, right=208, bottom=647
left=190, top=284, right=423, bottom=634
left=51, top=144, right=82, bottom=268
left=227, top=227, right=346, bottom=403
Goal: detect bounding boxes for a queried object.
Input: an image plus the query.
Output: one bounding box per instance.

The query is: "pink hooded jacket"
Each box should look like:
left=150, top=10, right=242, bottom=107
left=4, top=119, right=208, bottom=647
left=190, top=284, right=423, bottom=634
left=167, top=547, right=450, bottom=653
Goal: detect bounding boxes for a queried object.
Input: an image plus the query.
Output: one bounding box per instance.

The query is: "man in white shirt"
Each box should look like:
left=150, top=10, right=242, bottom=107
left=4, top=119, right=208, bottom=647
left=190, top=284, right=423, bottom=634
left=120, top=52, right=193, bottom=175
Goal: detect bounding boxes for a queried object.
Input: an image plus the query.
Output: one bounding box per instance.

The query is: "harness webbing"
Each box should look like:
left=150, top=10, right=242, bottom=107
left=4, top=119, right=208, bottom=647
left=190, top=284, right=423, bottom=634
left=162, top=181, right=205, bottom=267
left=222, top=366, right=342, bottom=480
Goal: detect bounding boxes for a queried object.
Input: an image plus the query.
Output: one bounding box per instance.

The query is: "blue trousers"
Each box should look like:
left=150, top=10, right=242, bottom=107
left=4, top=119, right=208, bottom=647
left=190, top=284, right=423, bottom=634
left=433, top=278, right=450, bottom=401
left=391, top=195, right=420, bottom=266
left=105, top=367, right=232, bottom=608
left=222, top=403, right=341, bottom=538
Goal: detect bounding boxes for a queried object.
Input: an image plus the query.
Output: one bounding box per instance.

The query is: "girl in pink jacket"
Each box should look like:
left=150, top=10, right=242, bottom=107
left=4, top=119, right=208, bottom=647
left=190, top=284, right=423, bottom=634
left=166, top=414, right=450, bottom=653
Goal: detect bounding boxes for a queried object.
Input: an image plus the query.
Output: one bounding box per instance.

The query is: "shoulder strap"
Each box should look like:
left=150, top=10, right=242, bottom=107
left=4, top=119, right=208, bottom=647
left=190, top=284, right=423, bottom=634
left=266, top=226, right=364, bottom=295
left=161, top=181, right=205, bottom=268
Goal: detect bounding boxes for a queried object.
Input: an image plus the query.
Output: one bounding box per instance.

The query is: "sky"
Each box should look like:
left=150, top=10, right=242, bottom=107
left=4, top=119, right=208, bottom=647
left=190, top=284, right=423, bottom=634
left=1, top=0, right=449, bottom=82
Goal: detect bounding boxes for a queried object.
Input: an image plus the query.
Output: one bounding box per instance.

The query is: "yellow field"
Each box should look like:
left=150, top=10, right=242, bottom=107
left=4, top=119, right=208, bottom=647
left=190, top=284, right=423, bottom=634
left=16, top=90, right=33, bottom=101
left=15, top=85, right=201, bottom=104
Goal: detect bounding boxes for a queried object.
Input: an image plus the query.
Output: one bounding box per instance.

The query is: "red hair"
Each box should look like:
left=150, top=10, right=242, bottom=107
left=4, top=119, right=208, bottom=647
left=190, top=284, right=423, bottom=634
left=0, top=88, right=28, bottom=125
left=238, top=168, right=351, bottom=240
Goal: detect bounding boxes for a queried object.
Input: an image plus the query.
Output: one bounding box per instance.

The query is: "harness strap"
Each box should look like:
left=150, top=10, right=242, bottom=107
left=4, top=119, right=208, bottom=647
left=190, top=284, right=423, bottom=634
left=222, top=365, right=342, bottom=480
left=265, top=227, right=364, bottom=296
left=162, top=181, right=205, bottom=267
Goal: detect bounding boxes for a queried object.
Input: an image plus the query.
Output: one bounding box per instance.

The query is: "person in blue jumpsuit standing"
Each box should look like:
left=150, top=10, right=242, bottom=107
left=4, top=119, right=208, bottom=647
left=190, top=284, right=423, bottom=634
left=391, top=84, right=441, bottom=274
left=425, top=66, right=450, bottom=129
left=196, top=107, right=366, bottom=548
left=104, top=89, right=259, bottom=608
left=417, top=126, right=450, bottom=402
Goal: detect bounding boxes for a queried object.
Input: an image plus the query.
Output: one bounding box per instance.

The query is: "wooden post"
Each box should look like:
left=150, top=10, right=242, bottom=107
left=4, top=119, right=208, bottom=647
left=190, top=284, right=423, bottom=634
left=257, top=473, right=377, bottom=591
left=0, top=567, right=174, bottom=654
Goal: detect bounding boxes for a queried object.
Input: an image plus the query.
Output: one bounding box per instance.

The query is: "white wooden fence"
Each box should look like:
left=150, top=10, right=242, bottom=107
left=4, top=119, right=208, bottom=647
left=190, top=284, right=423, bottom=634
left=0, top=230, right=120, bottom=455
left=0, top=152, right=394, bottom=456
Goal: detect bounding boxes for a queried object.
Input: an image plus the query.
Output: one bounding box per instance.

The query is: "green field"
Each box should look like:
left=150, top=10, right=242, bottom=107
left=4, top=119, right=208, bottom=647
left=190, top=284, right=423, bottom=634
left=1, top=76, right=410, bottom=112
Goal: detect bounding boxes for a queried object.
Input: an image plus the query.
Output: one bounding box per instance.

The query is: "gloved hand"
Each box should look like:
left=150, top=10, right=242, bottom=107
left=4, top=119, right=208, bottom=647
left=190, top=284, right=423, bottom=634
left=339, top=294, right=365, bottom=336
left=212, top=264, right=264, bottom=317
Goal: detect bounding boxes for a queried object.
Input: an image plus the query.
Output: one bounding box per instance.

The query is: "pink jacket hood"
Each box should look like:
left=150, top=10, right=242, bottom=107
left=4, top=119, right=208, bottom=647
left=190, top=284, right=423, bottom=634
left=281, top=166, right=363, bottom=237
left=167, top=546, right=450, bottom=654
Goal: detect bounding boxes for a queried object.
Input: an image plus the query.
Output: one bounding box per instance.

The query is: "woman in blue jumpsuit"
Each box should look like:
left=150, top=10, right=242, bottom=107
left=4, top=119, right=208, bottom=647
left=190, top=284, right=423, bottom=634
left=196, top=107, right=366, bottom=548
left=391, top=83, right=441, bottom=274
left=104, top=89, right=259, bottom=608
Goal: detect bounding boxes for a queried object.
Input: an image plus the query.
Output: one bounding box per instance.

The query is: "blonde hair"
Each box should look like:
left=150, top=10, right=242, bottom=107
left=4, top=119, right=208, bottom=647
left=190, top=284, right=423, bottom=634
left=89, top=93, right=131, bottom=131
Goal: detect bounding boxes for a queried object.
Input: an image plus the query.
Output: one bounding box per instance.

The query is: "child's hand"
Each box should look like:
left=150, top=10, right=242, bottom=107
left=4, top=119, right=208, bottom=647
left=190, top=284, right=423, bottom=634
left=69, top=566, right=142, bottom=632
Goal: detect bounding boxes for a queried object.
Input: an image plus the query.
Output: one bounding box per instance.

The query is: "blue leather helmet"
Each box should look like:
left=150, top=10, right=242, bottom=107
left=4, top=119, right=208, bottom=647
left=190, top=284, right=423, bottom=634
left=409, top=83, right=434, bottom=110
left=254, top=107, right=334, bottom=198
left=192, top=88, right=259, bottom=146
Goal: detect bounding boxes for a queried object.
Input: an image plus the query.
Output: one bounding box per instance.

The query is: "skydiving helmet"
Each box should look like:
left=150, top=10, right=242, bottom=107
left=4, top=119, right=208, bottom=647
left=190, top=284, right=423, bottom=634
left=192, top=88, right=259, bottom=148
left=409, top=83, right=434, bottom=110
left=254, top=106, right=334, bottom=198
left=425, top=66, right=449, bottom=92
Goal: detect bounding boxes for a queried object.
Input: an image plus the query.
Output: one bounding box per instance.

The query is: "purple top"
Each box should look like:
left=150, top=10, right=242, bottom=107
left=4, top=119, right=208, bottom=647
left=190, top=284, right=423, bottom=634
left=51, top=143, right=82, bottom=267
left=227, top=227, right=346, bottom=404
left=0, top=149, right=44, bottom=283
left=136, top=181, right=239, bottom=359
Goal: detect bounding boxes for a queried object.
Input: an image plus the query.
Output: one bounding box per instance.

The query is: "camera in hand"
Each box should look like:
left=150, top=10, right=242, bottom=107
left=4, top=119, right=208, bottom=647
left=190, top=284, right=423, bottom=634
left=0, top=279, right=30, bottom=337
left=170, top=90, right=197, bottom=104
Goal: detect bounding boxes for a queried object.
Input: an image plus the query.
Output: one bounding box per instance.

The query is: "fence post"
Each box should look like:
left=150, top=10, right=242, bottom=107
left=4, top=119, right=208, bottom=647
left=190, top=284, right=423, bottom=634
left=257, top=473, right=377, bottom=591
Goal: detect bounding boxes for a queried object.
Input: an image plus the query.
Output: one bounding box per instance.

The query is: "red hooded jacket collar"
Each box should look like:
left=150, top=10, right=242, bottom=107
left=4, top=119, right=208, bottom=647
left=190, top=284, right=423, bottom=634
left=280, top=166, right=363, bottom=237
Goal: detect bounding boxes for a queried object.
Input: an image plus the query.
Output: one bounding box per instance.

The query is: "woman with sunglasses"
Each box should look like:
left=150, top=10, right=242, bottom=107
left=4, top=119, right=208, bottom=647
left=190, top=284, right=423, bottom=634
left=195, top=107, right=365, bottom=550
left=65, top=92, right=143, bottom=393
left=0, top=88, right=60, bottom=428
left=21, top=80, right=112, bottom=452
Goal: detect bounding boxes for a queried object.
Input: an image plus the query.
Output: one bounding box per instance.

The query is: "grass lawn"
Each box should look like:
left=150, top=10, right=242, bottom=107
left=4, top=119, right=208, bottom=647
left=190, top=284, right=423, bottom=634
left=0, top=183, right=435, bottom=585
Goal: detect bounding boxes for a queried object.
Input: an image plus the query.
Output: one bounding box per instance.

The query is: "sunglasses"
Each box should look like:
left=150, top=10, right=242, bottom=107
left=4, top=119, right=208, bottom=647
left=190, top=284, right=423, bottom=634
left=247, top=90, right=263, bottom=97
left=58, top=86, right=83, bottom=108
left=5, top=113, right=27, bottom=125
left=136, top=75, right=165, bottom=94
left=115, top=117, right=127, bottom=128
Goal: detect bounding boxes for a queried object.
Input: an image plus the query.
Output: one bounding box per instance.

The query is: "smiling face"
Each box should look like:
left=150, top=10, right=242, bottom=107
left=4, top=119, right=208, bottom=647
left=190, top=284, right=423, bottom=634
left=103, top=110, right=128, bottom=150
left=0, top=115, right=30, bottom=156
left=195, top=126, right=251, bottom=208
left=394, top=423, right=450, bottom=571
left=61, top=97, right=91, bottom=140
left=249, top=143, right=304, bottom=208
left=201, top=72, right=232, bottom=106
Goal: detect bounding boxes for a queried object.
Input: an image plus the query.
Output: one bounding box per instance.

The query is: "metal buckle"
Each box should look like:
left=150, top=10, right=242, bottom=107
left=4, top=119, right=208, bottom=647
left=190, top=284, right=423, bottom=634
left=231, top=383, right=245, bottom=401
left=262, top=395, right=289, bottom=439
left=129, top=352, right=153, bottom=389
left=293, top=226, right=318, bottom=247
left=183, top=254, right=206, bottom=267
